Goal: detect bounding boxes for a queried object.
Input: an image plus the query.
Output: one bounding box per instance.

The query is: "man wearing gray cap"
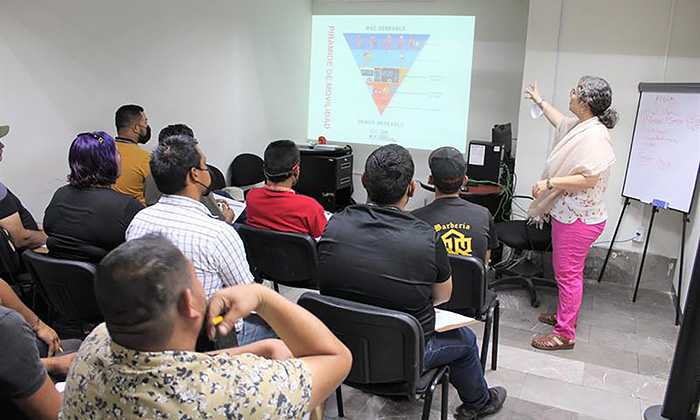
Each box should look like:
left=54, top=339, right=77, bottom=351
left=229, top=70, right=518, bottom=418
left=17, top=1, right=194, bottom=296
left=0, top=125, right=47, bottom=251
left=413, top=146, right=498, bottom=265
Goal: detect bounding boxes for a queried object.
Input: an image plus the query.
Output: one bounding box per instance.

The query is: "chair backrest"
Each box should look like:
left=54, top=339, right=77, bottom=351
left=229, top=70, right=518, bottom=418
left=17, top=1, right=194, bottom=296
left=0, top=228, right=21, bottom=279
left=207, top=164, right=227, bottom=191
left=22, top=250, right=101, bottom=320
left=297, top=292, right=423, bottom=396
left=227, top=153, right=265, bottom=188
left=440, top=255, right=487, bottom=316
left=234, top=223, right=318, bottom=288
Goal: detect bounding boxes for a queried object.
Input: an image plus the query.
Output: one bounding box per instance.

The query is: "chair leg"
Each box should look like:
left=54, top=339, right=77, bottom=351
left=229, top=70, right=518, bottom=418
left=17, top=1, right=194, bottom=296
left=481, top=308, right=493, bottom=373
left=335, top=386, right=344, bottom=417
left=489, top=274, right=540, bottom=308
left=441, top=372, right=449, bottom=420
left=492, top=300, right=500, bottom=371
left=421, top=386, right=434, bottom=420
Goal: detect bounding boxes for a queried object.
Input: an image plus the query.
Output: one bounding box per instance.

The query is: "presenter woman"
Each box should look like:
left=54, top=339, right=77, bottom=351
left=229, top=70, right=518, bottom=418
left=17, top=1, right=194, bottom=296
left=524, top=76, right=618, bottom=350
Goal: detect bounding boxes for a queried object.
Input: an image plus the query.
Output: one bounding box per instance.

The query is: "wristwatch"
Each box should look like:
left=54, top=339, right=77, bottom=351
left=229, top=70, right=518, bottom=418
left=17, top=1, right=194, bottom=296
left=546, top=178, right=553, bottom=190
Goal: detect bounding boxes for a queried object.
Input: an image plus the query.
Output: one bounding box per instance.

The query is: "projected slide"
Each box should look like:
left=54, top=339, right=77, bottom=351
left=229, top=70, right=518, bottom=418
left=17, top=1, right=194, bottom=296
left=308, top=15, right=475, bottom=152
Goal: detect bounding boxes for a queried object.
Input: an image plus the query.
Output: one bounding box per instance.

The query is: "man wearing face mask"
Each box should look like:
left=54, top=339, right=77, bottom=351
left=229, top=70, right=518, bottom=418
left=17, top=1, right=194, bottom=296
left=113, top=104, right=152, bottom=206
left=126, top=135, right=276, bottom=347
left=143, top=124, right=230, bottom=222
left=246, top=139, right=327, bottom=237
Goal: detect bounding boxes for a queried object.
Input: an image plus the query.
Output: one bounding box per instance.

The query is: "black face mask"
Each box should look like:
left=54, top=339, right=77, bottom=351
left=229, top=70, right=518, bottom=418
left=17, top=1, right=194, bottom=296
left=196, top=167, right=214, bottom=196
left=138, top=125, right=152, bottom=144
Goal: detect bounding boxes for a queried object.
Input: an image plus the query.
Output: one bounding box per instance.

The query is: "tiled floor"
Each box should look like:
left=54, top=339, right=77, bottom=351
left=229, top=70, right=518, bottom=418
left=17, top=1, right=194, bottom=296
left=280, top=276, right=680, bottom=420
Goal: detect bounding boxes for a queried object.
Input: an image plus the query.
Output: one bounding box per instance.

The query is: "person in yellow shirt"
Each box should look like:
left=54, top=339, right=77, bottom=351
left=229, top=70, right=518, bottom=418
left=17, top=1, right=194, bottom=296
left=113, top=104, right=151, bottom=205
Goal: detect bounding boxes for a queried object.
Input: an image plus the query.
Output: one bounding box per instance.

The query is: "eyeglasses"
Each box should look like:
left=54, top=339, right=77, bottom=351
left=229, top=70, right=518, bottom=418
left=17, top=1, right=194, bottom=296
left=78, top=132, right=105, bottom=144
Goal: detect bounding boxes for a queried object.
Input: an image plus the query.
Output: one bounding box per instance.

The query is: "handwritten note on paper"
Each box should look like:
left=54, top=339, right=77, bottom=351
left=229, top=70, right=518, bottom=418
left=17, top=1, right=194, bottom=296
left=622, top=91, right=700, bottom=213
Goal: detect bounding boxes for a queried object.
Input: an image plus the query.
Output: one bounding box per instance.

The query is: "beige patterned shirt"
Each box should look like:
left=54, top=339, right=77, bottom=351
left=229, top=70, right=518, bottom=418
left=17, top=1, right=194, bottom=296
left=60, top=324, right=311, bottom=420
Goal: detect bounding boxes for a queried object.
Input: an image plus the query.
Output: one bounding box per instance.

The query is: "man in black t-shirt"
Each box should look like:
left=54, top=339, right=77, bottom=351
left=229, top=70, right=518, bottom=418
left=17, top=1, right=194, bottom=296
left=0, top=125, right=47, bottom=251
left=318, top=144, right=505, bottom=420
left=0, top=306, right=74, bottom=419
left=413, top=146, right=499, bottom=265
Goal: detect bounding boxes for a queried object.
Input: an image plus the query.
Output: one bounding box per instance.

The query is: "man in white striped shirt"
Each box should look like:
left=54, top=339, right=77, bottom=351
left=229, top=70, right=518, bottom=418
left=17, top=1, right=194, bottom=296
left=126, top=134, right=275, bottom=346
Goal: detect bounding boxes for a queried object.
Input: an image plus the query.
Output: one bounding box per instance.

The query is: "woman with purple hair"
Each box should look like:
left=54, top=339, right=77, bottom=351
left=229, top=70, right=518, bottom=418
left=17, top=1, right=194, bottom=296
left=44, top=132, right=143, bottom=263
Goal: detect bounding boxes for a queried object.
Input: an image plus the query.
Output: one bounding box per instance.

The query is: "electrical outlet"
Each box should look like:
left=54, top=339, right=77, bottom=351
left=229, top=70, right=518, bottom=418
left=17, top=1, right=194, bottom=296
left=633, top=226, right=645, bottom=243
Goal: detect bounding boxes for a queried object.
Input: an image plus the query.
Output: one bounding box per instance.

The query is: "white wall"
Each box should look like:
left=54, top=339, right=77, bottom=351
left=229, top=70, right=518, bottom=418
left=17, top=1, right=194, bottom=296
left=516, top=0, right=700, bottom=307
left=0, top=0, right=313, bottom=217
left=312, top=0, right=529, bottom=207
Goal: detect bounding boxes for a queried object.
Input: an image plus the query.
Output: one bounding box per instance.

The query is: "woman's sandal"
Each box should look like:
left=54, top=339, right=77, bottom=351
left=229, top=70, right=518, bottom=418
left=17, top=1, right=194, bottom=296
left=531, top=333, right=575, bottom=350
left=538, top=313, right=577, bottom=327
left=538, top=313, right=557, bottom=326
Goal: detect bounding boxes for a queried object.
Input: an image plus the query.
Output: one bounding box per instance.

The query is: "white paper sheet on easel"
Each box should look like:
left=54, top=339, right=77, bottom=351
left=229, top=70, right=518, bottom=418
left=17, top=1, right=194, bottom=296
left=468, top=144, right=486, bottom=166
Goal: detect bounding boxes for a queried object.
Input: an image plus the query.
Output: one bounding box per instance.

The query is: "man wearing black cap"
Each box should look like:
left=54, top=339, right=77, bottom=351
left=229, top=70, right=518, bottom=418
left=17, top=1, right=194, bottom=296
left=0, top=125, right=47, bottom=251
left=413, top=146, right=498, bottom=265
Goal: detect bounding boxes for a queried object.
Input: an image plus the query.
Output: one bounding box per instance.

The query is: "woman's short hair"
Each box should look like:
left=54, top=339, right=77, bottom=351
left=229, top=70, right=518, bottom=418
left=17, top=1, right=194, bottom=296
left=68, top=131, right=120, bottom=188
left=577, top=76, right=619, bottom=129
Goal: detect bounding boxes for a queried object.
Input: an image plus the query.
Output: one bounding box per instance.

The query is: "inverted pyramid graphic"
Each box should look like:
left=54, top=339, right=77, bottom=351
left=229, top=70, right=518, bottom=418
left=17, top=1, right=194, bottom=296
left=344, top=33, right=430, bottom=115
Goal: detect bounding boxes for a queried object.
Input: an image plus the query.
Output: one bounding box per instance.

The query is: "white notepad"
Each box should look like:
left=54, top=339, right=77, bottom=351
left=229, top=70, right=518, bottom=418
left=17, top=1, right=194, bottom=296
left=212, top=193, right=247, bottom=222
left=434, top=308, right=478, bottom=332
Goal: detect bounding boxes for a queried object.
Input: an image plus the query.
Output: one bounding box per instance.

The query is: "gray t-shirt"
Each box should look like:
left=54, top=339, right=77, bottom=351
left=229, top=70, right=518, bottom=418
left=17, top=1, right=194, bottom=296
left=0, top=306, right=47, bottom=419
left=412, top=197, right=498, bottom=263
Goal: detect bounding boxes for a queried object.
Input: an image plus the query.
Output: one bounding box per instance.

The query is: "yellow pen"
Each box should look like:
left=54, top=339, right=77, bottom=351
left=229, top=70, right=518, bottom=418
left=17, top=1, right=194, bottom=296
left=213, top=315, right=224, bottom=326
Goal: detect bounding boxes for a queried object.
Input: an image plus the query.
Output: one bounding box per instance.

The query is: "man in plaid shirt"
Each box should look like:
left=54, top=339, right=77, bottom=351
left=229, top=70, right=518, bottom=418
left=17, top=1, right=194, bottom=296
left=126, top=134, right=275, bottom=346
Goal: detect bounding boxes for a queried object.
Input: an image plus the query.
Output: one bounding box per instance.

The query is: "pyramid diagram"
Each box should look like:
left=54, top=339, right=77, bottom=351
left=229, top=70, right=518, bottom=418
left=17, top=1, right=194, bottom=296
left=343, top=33, right=430, bottom=115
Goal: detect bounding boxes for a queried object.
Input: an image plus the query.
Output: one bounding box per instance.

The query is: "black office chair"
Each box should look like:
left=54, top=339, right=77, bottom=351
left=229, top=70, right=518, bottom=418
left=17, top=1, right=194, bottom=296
left=298, top=292, right=450, bottom=420
left=0, top=228, right=33, bottom=296
left=440, top=255, right=499, bottom=372
left=234, top=223, right=318, bottom=291
left=227, top=153, right=265, bottom=191
left=490, top=198, right=554, bottom=308
left=22, top=250, right=102, bottom=331
left=207, top=164, right=227, bottom=191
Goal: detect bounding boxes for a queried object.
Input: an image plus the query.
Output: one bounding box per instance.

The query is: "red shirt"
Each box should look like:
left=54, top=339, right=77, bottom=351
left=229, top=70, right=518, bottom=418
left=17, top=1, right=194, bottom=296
left=246, top=187, right=328, bottom=237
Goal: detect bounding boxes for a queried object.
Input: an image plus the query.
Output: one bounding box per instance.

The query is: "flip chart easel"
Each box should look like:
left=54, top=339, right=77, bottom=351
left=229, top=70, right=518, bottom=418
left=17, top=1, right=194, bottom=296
left=598, top=83, right=700, bottom=326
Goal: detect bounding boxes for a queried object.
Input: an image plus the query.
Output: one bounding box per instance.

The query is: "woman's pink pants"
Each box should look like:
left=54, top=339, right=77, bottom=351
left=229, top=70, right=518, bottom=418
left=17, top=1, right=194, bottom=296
left=551, top=218, right=605, bottom=340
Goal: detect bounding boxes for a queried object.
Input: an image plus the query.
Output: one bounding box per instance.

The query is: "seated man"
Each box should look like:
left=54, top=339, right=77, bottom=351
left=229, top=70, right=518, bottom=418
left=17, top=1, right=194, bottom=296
left=0, top=278, right=61, bottom=356
left=0, top=125, right=47, bottom=251
left=126, top=135, right=266, bottom=346
left=317, top=144, right=505, bottom=420
left=0, top=303, right=74, bottom=420
left=113, top=104, right=152, bottom=206
left=413, top=146, right=499, bottom=265
left=143, top=124, right=227, bottom=222
left=246, top=140, right=327, bottom=237
left=60, top=234, right=352, bottom=419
